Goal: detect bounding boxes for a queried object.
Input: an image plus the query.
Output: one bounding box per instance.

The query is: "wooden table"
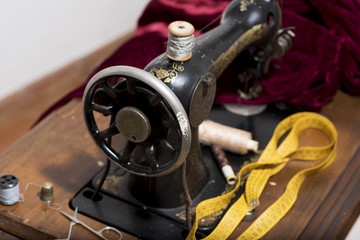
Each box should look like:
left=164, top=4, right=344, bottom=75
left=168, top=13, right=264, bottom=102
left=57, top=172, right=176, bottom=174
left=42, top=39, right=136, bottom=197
left=0, top=90, right=359, bottom=239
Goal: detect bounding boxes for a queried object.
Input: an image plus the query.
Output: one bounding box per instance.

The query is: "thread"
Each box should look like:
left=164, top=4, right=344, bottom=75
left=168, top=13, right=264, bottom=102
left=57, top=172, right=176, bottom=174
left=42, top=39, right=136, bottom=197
left=19, top=182, right=62, bottom=210
left=0, top=176, right=62, bottom=210
left=0, top=175, right=20, bottom=206
left=198, top=119, right=259, bottom=155
left=166, top=21, right=195, bottom=61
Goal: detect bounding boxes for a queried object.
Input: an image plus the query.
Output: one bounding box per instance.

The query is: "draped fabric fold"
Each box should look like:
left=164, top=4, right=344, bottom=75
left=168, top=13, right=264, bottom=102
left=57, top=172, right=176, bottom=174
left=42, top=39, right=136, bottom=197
left=39, top=0, right=360, bottom=121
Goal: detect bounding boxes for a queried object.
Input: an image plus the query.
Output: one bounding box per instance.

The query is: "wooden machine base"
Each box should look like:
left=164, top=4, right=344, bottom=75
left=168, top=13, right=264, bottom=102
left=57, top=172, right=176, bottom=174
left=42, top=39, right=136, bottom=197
left=0, top=90, right=359, bottom=239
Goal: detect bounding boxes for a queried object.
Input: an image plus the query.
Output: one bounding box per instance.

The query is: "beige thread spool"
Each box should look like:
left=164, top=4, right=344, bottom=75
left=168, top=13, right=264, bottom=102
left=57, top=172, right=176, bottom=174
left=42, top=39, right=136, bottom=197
left=198, top=119, right=259, bottom=155
left=166, top=21, right=195, bottom=61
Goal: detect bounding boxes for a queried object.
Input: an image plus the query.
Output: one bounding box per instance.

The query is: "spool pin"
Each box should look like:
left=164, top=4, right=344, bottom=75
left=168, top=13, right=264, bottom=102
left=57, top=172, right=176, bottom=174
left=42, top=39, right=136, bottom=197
left=199, top=119, right=259, bottom=155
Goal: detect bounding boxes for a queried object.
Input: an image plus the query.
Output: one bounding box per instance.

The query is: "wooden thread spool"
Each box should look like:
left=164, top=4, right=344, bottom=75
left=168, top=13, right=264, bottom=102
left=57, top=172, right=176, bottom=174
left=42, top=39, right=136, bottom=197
left=198, top=119, right=259, bottom=155
left=211, top=144, right=237, bottom=185
left=166, top=21, right=195, bottom=61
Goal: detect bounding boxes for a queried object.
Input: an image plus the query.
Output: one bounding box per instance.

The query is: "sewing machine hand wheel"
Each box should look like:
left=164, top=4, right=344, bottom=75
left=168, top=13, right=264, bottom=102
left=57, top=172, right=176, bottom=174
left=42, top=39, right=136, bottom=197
left=83, top=66, right=191, bottom=177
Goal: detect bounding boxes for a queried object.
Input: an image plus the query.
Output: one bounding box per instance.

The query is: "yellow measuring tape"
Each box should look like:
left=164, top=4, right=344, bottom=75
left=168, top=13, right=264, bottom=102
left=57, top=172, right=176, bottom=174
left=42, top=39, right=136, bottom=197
left=187, top=112, right=337, bottom=240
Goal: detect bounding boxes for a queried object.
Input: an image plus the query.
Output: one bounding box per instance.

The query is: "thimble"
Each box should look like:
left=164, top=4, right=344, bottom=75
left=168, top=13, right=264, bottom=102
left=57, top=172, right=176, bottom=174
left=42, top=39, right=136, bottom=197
left=39, top=182, right=54, bottom=202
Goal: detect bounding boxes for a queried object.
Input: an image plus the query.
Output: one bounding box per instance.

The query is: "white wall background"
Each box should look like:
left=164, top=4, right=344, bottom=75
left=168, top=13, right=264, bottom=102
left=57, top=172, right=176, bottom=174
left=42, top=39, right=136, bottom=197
left=0, top=0, right=149, bottom=101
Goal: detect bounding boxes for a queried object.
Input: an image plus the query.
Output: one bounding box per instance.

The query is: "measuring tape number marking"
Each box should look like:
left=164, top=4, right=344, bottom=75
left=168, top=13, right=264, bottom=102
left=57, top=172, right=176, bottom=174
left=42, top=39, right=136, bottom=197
left=187, top=112, right=337, bottom=240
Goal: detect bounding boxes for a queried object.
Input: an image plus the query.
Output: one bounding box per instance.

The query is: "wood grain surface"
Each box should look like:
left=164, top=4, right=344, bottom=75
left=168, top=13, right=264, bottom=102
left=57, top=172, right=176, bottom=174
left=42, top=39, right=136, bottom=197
left=0, top=90, right=359, bottom=239
left=0, top=99, right=133, bottom=240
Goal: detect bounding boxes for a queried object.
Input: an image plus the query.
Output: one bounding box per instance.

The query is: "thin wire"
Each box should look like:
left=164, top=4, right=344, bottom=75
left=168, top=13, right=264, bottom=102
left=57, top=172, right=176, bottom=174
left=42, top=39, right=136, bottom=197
left=163, top=0, right=234, bottom=47
left=19, top=182, right=41, bottom=201
left=181, top=159, right=192, bottom=230
left=197, top=0, right=285, bottom=35
left=196, top=0, right=242, bottom=35
left=19, top=182, right=63, bottom=210
left=91, top=159, right=111, bottom=200
left=91, top=118, right=115, bottom=200
left=196, top=14, right=223, bottom=35
left=47, top=201, right=62, bottom=211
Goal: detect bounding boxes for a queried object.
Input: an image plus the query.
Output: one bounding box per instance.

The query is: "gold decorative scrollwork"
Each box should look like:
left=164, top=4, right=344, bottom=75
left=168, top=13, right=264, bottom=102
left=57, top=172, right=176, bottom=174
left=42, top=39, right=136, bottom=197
left=240, top=0, right=255, bottom=12
left=149, top=63, right=184, bottom=84
left=209, top=23, right=268, bottom=78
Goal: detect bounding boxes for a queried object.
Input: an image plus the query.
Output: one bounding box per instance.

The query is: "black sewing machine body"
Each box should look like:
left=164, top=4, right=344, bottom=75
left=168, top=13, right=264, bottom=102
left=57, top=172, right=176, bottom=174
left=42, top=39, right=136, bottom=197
left=73, top=0, right=295, bottom=239
left=145, top=0, right=281, bottom=117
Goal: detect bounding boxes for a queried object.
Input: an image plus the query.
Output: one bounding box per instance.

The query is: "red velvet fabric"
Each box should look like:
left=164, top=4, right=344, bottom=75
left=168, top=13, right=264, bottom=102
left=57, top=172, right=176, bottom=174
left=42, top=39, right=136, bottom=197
left=39, top=0, right=360, bottom=121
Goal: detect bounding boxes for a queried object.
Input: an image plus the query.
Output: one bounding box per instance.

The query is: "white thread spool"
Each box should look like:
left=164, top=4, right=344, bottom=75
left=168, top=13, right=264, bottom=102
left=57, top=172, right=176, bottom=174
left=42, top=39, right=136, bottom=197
left=0, top=175, right=20, bottom=206
left=166, top=21, right=195, bottom=61
left=199, top=120, right=259, bottom=155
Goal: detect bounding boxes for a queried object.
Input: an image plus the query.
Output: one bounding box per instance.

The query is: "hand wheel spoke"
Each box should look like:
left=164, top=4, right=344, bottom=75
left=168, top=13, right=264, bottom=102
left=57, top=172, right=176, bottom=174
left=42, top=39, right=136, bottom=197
left=120, top=141, right=136, bottom=163
left=126, top=78, right=136, bottom=94
left=160, top=139, right=176, bottom=153
left=149, top=92, right=162, bottom=106
left=162, top=119, right=180, bottom=129
left=91, top=102, right=114, bottom=115
left=97, top=123, right=119, bottom=140
left=146, top=144, right=159, bottom=169
left=100, top=81, right=117, bottom=99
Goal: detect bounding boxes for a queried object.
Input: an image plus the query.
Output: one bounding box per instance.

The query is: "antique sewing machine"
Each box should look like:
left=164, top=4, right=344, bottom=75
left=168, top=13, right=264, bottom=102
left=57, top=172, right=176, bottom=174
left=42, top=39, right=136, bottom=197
left=71, top=0, right=294, bottom=239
